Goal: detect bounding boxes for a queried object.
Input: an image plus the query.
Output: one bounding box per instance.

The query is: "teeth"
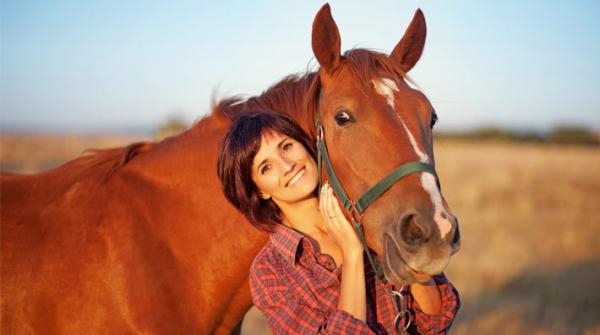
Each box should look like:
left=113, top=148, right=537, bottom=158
left=288, top=168, right=305, bottom=187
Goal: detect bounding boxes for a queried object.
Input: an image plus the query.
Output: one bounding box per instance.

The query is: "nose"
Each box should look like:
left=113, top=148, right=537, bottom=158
left=279, top=155, right=296, bottom=175
left=399, top=212, right=430, bottom=247
left=398, top=211, right=461, bottom=250
left=450, top=218, right=461, bottom=254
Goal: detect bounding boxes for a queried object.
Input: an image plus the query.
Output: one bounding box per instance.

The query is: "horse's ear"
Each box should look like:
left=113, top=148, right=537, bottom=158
left=390, top=9, right=427, bottom=73
left=312, top=3, right=342, bottom=74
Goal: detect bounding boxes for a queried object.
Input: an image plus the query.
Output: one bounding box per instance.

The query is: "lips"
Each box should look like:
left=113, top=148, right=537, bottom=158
left=381, top=233, right=451, bottom=284
left=383, top=239, right=420, bottom=283
left=286, top=167, right=306, bottom=187
left=383, top=234, right=434, bottom=284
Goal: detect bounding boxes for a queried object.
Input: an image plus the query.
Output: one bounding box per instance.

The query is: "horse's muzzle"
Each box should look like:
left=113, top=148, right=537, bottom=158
left=381, top=210, right=460, bottom=284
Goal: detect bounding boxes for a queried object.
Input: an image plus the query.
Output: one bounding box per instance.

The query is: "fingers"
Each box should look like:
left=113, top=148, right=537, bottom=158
left=320, top=183, right=340, bottom=220
left=319, top=184, right=329, bottom=218
left=320, top=183, right=364, bottom=255
left=321, top=183, right=351, bottom=229
left=326, top=184, right=336, bottom=219
left=330, top=185, right=346, bottom=219
left=319, top=184, right=332, bottom=219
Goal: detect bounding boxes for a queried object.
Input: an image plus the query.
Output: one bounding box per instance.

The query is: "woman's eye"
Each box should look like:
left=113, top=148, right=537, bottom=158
left=334, top=111, right=353, bottom=125
left=282, top=142, right=292, bottom=152
left=260, top=165, right=271, bottom=175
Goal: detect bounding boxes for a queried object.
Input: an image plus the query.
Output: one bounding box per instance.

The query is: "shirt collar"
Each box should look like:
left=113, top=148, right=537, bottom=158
left=270, top=224, right=307, bottom=265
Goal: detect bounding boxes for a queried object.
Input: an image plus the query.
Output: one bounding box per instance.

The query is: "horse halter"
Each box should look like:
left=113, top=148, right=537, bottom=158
left=315, top=92, right=438, bottom=333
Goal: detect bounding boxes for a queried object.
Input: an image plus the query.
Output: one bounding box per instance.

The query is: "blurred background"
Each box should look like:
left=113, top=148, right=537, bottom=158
left=2, top=1, right=599, bottom=334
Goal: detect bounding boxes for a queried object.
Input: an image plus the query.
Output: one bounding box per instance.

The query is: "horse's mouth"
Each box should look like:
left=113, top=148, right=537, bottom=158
left=381, top=233, right=450, bottom=285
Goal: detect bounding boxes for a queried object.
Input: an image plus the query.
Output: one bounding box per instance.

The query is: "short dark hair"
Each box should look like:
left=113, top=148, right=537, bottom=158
left=217, top=110, right=316, bottom=232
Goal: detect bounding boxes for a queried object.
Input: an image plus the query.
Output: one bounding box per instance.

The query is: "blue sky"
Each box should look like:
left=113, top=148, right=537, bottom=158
left=2, top=1, right=599, bottom=133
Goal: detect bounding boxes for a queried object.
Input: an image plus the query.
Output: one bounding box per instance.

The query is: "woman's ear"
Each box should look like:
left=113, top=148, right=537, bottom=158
left=258, top=191, right=272, bottom=200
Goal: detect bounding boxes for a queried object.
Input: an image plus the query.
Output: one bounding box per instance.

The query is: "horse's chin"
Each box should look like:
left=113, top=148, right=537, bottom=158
left=381, top=234, right=450, bottom=285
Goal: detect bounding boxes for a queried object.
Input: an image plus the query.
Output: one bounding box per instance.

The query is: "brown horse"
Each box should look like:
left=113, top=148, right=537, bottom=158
left=1, top=4, right=459, bottom=334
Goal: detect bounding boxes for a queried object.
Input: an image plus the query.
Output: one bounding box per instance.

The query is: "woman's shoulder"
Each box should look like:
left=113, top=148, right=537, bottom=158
left=251, top=239, right=281, bottom=274
left=250, top=234, right=300, bottom=278
left=249, top=239, right=292, bottom=293
left=252, top=226, right=304, bottom=269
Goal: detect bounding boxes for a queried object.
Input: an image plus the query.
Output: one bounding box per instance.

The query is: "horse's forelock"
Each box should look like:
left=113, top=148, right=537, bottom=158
left=342, top=49, right=408, bottom=95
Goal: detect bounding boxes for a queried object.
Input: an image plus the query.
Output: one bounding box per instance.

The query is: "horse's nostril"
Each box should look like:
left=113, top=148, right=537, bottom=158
left=452, top=222, right=461, bottom=244
left=450, top=218, right=461, bottom=253
left=400, top=213, right=427, bottom=246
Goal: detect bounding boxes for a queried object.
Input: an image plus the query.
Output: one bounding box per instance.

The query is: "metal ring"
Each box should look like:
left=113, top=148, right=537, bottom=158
left=349, top=203, right=362, bottom=223
left=316, top=124, right=324, bottom=140
left=384, top=288, right=405, bottom=298
left=393, top=310, right=412, bottom=333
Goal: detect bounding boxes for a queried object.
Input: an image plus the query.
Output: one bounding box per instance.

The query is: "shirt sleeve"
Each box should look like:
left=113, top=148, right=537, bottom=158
left=410, top=273, right=461, bottom=334
left=249, top=257, right=377, bottom=335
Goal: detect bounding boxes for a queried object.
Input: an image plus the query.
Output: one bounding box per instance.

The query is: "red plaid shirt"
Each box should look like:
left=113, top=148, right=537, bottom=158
left=250, top=224, right=460, bottom=334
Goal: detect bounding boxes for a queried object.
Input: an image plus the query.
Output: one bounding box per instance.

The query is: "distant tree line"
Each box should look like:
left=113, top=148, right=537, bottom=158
left=155, top=115, right=190, bottom=139
left=435, top=126, right=599, bottom=146
left=155, top=115, right=598, bottom=146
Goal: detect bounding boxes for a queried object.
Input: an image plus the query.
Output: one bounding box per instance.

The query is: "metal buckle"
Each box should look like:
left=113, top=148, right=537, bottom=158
left=385, top=287, right=412, bottom=333
left=316, top=124, right=324, bottom=141
left=349, top=203, right=361, bottom=223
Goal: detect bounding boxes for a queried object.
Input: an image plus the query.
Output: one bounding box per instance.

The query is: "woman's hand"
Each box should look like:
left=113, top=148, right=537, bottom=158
left=320, top=183, right=367, bottom=321
left=319, top=183, right=363, bottom=259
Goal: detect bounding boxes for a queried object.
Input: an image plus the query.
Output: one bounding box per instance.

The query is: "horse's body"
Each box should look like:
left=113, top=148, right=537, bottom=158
left=1, top=4, right=459, bottom=334
left=1, top=121, right=265, bottom=333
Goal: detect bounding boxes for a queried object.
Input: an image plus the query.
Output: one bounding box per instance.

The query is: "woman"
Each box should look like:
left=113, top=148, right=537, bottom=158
left=217, top=110, right=459, bottom=334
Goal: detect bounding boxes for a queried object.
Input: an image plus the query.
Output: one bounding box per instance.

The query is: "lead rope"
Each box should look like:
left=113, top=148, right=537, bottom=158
left=315, top=91, right=412, bottom=333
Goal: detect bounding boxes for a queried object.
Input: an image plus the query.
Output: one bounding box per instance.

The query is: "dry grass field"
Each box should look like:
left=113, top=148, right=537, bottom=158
left=0, top=133, right=149, bottom=173
left=1, top=133, right=599, bottom=334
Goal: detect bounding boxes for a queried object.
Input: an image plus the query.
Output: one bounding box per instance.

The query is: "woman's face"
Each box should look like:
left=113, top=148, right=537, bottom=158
left=251, top=130, right=318, bottom=207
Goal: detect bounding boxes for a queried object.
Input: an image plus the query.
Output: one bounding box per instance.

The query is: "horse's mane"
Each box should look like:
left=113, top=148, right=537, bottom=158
left=211, top=48, right=407, bottom=134
left=79, top=48, right=405, bottom=181
left=211, top=72, right=321, bottom=138
left=75, top=141, right=154, bottom=182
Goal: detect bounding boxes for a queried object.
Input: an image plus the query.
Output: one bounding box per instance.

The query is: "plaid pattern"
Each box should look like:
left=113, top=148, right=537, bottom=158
left=250, top=224, right=460, bottom=334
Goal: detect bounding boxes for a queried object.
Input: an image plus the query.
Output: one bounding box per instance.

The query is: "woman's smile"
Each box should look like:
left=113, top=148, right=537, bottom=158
left=286, top=167, right=306, bottom=187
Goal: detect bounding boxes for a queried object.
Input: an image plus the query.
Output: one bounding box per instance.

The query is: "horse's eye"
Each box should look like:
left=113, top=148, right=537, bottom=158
left=334, top=111, right=354, bottom=126
left=430, top=111, right=438, bottom=129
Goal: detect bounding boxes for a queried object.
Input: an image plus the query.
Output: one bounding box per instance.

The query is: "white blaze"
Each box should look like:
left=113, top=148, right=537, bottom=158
left=373, top=78, right=399, bottom=109
left=372, top=78, right=428, bottom=163
left=372, top=77, right=452, bottom=239
left=421, top=173, right=453, bottom=238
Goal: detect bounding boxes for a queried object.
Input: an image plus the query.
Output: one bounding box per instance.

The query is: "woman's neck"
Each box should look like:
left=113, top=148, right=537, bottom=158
left=278, top=197, right=326, bottom=236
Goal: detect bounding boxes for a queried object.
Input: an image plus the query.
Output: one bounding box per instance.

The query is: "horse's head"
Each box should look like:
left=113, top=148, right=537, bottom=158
left=312, top=4, right=460, bottom=285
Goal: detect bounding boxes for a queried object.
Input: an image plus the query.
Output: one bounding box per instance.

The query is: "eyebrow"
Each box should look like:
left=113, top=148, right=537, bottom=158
left=255, top=136, right=291, bottom=173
